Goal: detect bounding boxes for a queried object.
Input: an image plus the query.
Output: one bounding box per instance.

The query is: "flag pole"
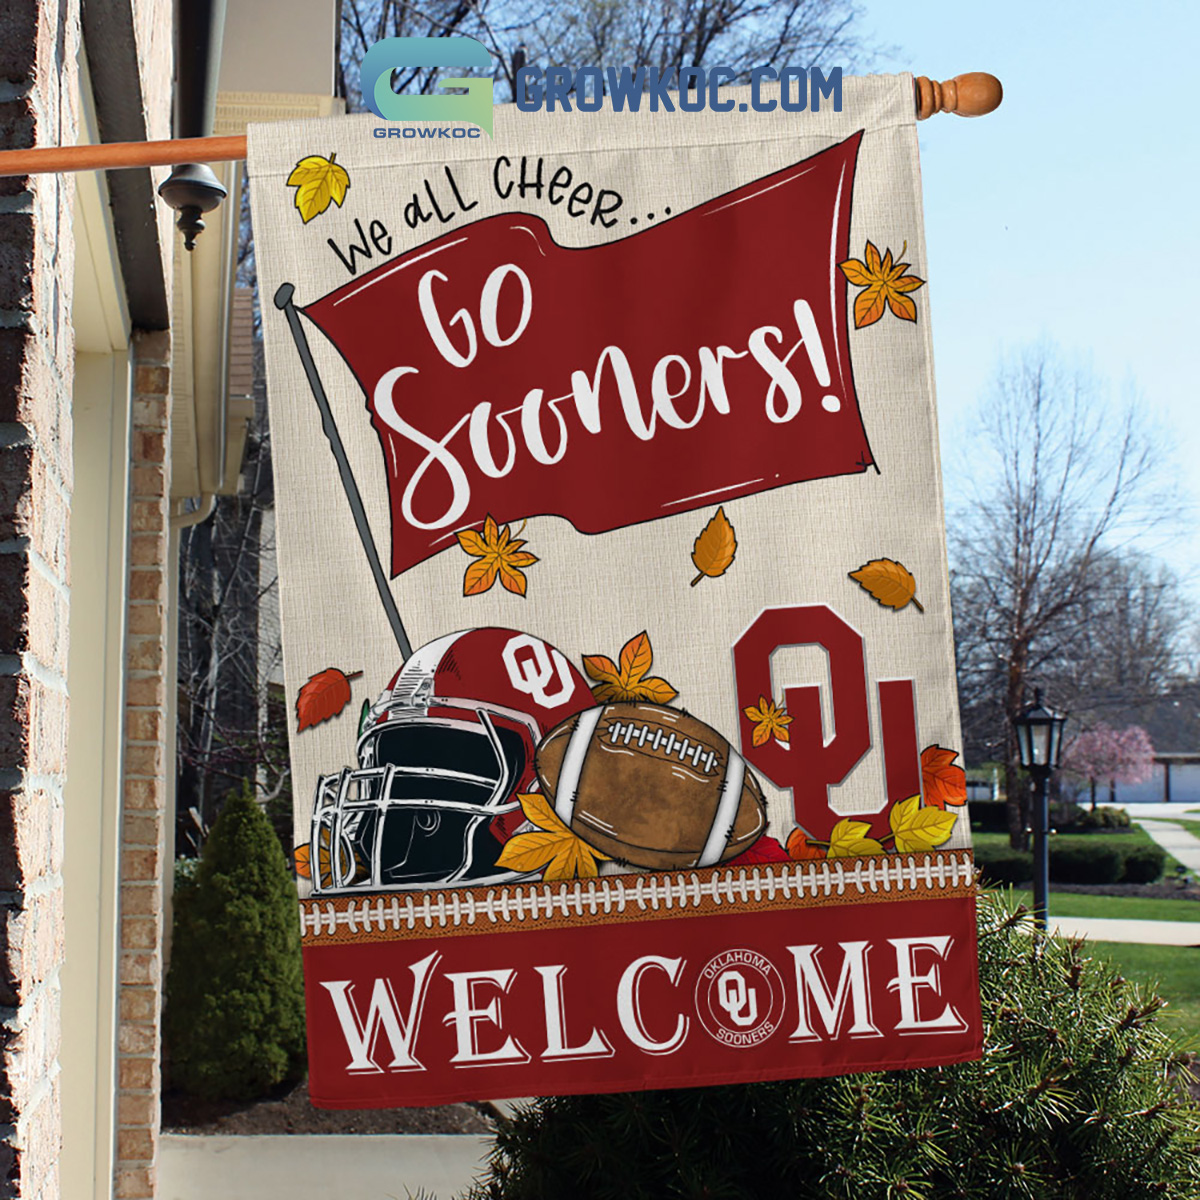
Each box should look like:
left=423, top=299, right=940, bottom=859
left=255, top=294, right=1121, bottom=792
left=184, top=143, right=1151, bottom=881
left=273, top=282, right=413, bottom=661
left=0, top=134, right=247, bottom=177
left=0, top=73, right=1002, bottom=177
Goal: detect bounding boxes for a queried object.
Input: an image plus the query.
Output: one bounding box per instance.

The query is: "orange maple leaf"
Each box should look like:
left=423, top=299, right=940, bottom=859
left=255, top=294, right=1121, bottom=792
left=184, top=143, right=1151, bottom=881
left=742, top=695, right=793, bottom=747
left=786, top=828, right=826, bottom=862
left=582, top=631, right=678, bottom=705
left=921, top=745, right=968, bottom=810
left=456, top=515, right=539, bottom=597
left=839, top=240, right=925, bottom=328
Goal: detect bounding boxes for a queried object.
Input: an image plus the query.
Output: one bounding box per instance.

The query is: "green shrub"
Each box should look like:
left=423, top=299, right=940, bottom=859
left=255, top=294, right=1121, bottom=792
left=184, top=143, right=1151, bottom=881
left=1049, top=800, right=1086, bottom=829
left=1122, top=844, right=1167, bottom=884
left=1049, top=840, right=1124, bottom=884
left=973, top=843, right=1032, bottom=885
left=1077, top=805, right=1132, bottom=831
left=173, top=855, right=201, bottom=894
left=164, top=780, right=306, bottom=1101
left=469, top=892, right=1200, bottom=1200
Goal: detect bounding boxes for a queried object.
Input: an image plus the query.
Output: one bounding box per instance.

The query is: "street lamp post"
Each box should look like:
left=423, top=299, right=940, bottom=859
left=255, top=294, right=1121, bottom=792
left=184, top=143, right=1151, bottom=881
left=1013, top=689, right=1067, bottom=931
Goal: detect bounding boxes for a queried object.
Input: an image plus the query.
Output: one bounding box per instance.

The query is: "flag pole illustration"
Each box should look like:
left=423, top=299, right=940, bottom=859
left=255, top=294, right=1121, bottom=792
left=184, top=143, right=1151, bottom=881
left=273, top=281, right=413, bottom=659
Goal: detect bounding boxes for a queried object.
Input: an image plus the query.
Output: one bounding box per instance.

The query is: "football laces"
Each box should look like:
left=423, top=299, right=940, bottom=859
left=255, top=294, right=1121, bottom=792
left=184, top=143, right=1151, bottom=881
left=604, top=719, right=719, bottom=775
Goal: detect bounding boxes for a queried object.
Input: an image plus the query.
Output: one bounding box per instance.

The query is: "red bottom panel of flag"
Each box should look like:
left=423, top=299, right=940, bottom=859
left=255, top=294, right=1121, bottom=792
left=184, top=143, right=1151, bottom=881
left=300, top=856, right=981, bottom=1108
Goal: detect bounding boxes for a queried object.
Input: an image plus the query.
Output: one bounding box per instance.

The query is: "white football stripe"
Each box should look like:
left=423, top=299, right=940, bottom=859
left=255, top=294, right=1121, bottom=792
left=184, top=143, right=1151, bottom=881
left=698, top=751, right=746, bottom=867
left=554, top=707, right=603, bottom=825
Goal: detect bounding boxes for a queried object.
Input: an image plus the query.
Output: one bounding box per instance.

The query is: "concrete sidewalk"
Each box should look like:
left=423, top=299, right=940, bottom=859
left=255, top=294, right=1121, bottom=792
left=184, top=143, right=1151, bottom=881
left=1133, top=817, right=1200, bottom=873
left=1048, top=915, right=1200, bottom=946
left=159, top=1134, right=490, bottom=1200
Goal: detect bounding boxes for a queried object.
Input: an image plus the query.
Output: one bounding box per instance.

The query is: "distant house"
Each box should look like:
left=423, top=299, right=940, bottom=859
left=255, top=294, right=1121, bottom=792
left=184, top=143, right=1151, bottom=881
left=1076, top=684, right=1200, bottom=805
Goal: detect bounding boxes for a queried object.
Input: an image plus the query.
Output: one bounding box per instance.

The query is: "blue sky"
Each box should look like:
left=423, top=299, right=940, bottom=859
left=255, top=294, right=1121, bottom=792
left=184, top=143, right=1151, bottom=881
left=865, top=1, right=1199, bottom=595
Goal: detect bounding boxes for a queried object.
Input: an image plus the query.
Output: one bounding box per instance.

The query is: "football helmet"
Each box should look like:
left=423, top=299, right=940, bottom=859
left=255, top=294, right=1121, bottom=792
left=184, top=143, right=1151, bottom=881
left=309, top=627, right=592, bottom=894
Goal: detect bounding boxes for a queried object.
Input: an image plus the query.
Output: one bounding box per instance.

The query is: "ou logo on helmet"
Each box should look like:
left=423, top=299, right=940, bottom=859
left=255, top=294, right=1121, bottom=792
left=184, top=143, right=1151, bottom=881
left=503, top=635, right=577, bottom=708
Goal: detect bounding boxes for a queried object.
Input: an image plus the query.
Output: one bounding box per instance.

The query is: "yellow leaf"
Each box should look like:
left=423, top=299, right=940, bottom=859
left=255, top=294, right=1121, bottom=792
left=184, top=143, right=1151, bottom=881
left=690, top=506, right=737, bottom=586
left=582, top=654, right=622, bottom=686
left=463, top=558, right=498, bottom=596
left=848, top=558, right=924, bottom=613
left=286, top=153, right=350, bottom=224
left=634, top=676, right=679, bottom=704
left=827, top=818, right=884, bottom=858
left=853, top=282, right=887, bottom=329
left=516, top=791, right=568, bottom=836
left=498, top=558, right=529, bottom=596
left=495, top=829, right=568, bottom=873
left=619, top=632, right=654, bottom=685
left=495, top=793, right=610, bottom=880
left=839, top=238, right=925, bottom=329
left=839, top=257, right=874, bottom=287
left=293, top=844, right=312, bottom=879
left=457, top=514, right=538, bottom=598
left=744, top=695, right=792, bottom=747
left=887, top=291, right=918, bottom=322
left=456, top=529, right=489, bottom=557
left=584, top=632, right=678, bottom=704
left=888, top=794, right=958, bottom=853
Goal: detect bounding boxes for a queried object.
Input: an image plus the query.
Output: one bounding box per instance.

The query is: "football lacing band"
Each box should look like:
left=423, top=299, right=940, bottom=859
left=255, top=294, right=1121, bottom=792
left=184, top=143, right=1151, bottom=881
left=605, top=720, right=718, bottom=774
left=298, top=853, right=977, bottom=939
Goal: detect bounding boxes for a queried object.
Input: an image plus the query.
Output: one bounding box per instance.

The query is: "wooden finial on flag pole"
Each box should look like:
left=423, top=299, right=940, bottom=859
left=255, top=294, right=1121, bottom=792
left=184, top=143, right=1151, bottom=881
left=914, top=73, right=1003, bottom=120
left=0, top=73, right=1003, bottom=176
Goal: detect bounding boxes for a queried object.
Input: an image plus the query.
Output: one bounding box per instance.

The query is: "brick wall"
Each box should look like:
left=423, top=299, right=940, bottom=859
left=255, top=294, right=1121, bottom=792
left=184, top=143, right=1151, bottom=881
left=0, top=1, right=80, bottom=1197
left=114, top=332, right=171, bottom=1200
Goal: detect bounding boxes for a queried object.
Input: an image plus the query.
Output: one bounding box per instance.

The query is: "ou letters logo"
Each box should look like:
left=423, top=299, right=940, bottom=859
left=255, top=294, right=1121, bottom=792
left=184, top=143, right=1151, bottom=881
left=361, top=36, right=494, bottom=136
left=717, top=971, right=760, bottom=1028
left=503, top=635, right=576, bottom=708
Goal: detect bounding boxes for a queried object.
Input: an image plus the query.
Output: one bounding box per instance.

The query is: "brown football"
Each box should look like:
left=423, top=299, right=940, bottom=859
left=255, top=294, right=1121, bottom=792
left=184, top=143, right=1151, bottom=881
left=535, top=702, right=767, bottom=870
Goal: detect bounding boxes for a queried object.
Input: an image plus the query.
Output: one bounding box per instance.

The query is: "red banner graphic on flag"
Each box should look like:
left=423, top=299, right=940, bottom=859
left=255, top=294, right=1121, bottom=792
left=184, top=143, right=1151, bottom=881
left=302, top=885, right=980, bottom=1108
left=302, top=132, right=868, bottom=579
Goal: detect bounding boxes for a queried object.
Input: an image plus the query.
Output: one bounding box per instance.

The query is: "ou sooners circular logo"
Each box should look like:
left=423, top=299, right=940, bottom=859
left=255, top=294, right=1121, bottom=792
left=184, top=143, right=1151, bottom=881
left=695, top=949, right=785, bottom=1049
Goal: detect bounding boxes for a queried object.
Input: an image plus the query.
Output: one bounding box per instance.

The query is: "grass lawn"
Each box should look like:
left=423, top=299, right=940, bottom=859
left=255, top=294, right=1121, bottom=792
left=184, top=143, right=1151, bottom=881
left=974, top=829, right=1161, bottom=852
left=1084, top=941, right=1200, bottom=1042
left=1005, top=888, right=1200, bottom=923
left=973, top=827, right=1189, bottom=878
left=1174, top=819, right=1200, bottom=841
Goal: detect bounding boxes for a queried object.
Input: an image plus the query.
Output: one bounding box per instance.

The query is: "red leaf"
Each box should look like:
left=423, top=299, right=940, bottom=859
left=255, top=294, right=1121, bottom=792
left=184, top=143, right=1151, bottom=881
left=921, top=744, right=968, bottom=809
left=786, top=828, right=827, bottom=861
left=727, top=835, right=790, bottom=867
left=296, top=667, right=358, bottom=731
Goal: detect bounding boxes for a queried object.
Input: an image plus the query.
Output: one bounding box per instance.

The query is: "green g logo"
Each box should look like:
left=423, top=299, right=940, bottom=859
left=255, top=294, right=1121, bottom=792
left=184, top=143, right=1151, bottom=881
left=361, top=37, right=494, bottom=136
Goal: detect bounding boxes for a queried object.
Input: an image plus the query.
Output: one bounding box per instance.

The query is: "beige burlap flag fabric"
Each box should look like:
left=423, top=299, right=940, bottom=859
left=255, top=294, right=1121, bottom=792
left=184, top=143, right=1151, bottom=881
left=248, top=74, right=979, bottom=1108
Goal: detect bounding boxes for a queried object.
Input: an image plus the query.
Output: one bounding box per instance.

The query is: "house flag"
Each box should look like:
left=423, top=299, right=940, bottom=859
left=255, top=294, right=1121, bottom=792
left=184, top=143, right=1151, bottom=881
left=248, top=73, right=982, bottom=1109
